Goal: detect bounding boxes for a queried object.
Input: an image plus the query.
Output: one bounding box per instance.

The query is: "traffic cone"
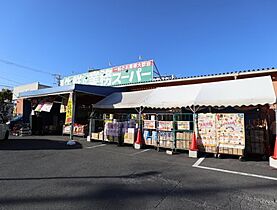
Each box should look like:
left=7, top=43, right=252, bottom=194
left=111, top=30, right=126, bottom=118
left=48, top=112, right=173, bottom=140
left=190, top=132, right=198, bottom=151
left=272, top=137, right=277, bottom=159
left=134, top=128, right=143, bottom=150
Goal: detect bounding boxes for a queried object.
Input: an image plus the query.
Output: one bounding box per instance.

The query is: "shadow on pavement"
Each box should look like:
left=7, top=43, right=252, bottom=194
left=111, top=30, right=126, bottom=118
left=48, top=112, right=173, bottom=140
left=0, top=171, right=160, bottom=181
left=0, top=138, right=82, bottom=150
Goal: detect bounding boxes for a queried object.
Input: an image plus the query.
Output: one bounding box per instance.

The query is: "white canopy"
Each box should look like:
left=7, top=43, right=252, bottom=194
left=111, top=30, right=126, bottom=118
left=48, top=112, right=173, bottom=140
left=93, top=89, right=152, bottom=109
left=94, top=76, right=276, bottom=109
left=144, top=76, right=276, bottom=108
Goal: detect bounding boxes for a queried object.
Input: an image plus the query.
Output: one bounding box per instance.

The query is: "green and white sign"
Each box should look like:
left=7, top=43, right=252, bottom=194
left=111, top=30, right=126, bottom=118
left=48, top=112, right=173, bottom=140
left=61, top=60, right=154, bottom=86
left=111, top=60, right=153, bottom=85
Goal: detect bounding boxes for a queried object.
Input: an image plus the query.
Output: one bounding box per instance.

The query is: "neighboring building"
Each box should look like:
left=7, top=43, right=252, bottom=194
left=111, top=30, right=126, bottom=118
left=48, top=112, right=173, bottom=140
left=13, top=82, right=51, bottom=116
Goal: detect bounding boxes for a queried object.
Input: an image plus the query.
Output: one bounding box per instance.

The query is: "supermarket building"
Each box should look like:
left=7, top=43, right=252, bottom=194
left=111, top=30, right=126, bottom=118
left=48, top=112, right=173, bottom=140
left=18, top=60, right=277, bottom=159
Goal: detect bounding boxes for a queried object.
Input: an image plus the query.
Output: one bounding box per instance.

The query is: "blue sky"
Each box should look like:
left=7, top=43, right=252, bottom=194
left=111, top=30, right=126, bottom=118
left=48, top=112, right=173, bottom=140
left=0, top=0, right=277, bottom=87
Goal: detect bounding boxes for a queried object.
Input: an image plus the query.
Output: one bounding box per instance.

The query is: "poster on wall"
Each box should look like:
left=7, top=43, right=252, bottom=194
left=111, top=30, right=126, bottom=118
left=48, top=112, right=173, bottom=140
left=177, top=121, right=190, bottom=130
left=143, top=120, right=156, bottom=129
left=158, top=121, right=173, bottom=131
left=216, top=113, right=245, bottom=149
left=65, top=94, right=73, bottom=125
left=197, top=113, right=217, bottom=147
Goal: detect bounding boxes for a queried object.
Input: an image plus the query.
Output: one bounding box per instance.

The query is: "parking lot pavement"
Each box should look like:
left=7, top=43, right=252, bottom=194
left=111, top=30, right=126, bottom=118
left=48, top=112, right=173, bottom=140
left=0, top=135, right=277, bottom=210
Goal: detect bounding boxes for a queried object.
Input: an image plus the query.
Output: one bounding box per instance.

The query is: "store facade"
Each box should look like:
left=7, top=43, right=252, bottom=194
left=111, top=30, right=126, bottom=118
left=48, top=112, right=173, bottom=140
left=90, top=76, right=276, bottom=159
left=19, top=84, right=124, bottom=139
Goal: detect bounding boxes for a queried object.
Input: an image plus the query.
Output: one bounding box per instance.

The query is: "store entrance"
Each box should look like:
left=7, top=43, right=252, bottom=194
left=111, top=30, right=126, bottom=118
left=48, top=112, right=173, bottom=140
left=31, top=102, right=65, bottom=135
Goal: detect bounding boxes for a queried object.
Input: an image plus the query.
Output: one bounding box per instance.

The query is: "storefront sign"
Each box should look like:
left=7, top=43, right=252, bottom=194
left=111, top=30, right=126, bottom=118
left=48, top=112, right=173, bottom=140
left=177, top=121, right=190, bottom=130
left=143, top=120, right=156, bottom=129
left=111, top=60, right=153, bottom=85
left=158, top=121, right=173, bottom=131
left=65, top=94, right=73, bottom=125
left=60, top=60, right=154, bottom=86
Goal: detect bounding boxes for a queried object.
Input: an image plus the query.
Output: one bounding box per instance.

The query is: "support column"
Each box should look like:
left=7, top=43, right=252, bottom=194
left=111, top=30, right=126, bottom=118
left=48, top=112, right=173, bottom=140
left=189, top=107, right=198, bottom=158
left=69, top=92, right=76, bottom=141
left=269, top=106, right=277, bottom=168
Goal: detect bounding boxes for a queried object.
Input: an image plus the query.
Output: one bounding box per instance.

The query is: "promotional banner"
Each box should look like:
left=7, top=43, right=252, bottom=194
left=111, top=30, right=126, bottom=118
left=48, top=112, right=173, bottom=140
left=158, top=121, right=173, bottom=131
left=143, top=120, right=156, bottom=129
left=216, top=113, right=245, bottom=149
left=197, top=113, right=245, bottom=149
left=177, top=121, right=190, bottom=130
left=197, top=113, right=217, bottom=147
left=65, top=94, right=73, bottom=125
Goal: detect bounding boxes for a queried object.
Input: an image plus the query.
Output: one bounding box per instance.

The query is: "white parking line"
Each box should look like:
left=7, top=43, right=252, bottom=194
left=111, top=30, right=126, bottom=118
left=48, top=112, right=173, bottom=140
left=131, top=149, right=150, bottom=156
left=192, top=157, right=277, bottom=181
left=86, top=144, right=106, bottom=149
left=192, top=157, right=205, bottom=167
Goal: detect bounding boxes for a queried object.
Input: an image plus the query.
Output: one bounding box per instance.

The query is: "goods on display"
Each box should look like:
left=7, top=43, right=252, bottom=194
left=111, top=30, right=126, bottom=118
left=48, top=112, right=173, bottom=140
left=158, top=121, right=173, bottom=131
left=124, top=128, right=136, bottom=144
left=175, top=132, right=193, bottom=149
left=61, top=60, right=155, bottom=86
left=63, top=124, right=87, bottom=136
left=159, top=131, right=174, bottom=148
left=245, top=129, right=266, bottom=154
left=177, top=121, right=190, bottom=130
left=104, top=120, right=136, bottom=143
left=91, top=131, right=104, bottom=141
left=143, top=130, right=158, bottom=146
left=143, top=120, right=156, bottom=129
left=176, top=139, right=190, bottom=150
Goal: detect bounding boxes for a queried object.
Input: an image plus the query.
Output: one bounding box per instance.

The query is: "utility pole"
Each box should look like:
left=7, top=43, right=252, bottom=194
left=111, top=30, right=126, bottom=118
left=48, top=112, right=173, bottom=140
left=52, top=74, right=62, bottom=86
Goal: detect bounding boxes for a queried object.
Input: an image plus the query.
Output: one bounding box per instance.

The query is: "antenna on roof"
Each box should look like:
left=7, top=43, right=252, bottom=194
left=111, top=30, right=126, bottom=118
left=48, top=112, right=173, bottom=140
left=108, top=60, right=112, bottom=67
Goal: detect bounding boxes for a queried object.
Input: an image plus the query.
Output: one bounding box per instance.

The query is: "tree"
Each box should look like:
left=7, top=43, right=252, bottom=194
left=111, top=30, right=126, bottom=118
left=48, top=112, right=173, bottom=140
left=0, top=88, right=12, bottom=103
left=0, top=89, right=13, bottom=121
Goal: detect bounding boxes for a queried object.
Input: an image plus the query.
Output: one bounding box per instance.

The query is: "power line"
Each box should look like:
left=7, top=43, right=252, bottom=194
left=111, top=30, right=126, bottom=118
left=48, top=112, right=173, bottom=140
left=0, top=58, right=53, bottom=75
left=0, top=58, right=62, bottom=86
left=0, top=84, right=13, bottom=88
left=0, top=75, right=22, bottom=85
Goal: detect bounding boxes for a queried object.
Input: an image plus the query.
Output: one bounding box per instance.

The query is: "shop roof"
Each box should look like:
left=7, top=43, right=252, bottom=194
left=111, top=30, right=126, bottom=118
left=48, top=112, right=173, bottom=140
left=93, top=89, right=153, bottom=109
left=94, top=76, right=276, bottom=109
left=19, top=84, right=124, bottom=98
left=114, top=67, right=277, bottom=87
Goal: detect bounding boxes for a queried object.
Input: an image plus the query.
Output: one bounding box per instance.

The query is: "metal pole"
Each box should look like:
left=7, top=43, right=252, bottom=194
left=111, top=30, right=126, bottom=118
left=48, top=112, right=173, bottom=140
left=138, top=107, right=142, bottom=130
left=275, top=108, right=277, bottom=142
left=70, top=92, right=76, bottom=140
left=89, top=109, right=95, bottom=139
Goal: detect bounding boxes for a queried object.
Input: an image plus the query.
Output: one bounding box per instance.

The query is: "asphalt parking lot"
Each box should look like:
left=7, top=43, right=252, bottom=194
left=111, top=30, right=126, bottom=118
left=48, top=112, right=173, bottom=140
left=0, top=135, right=277, bottom=210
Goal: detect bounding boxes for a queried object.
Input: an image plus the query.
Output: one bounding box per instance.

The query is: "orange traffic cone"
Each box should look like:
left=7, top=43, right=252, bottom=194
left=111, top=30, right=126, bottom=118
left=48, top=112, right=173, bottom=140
left=272, top=137, right=277, bottom=159
left=134, top=128, right=143, bottom=150
left=190, top=132, right=198, bottom=151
